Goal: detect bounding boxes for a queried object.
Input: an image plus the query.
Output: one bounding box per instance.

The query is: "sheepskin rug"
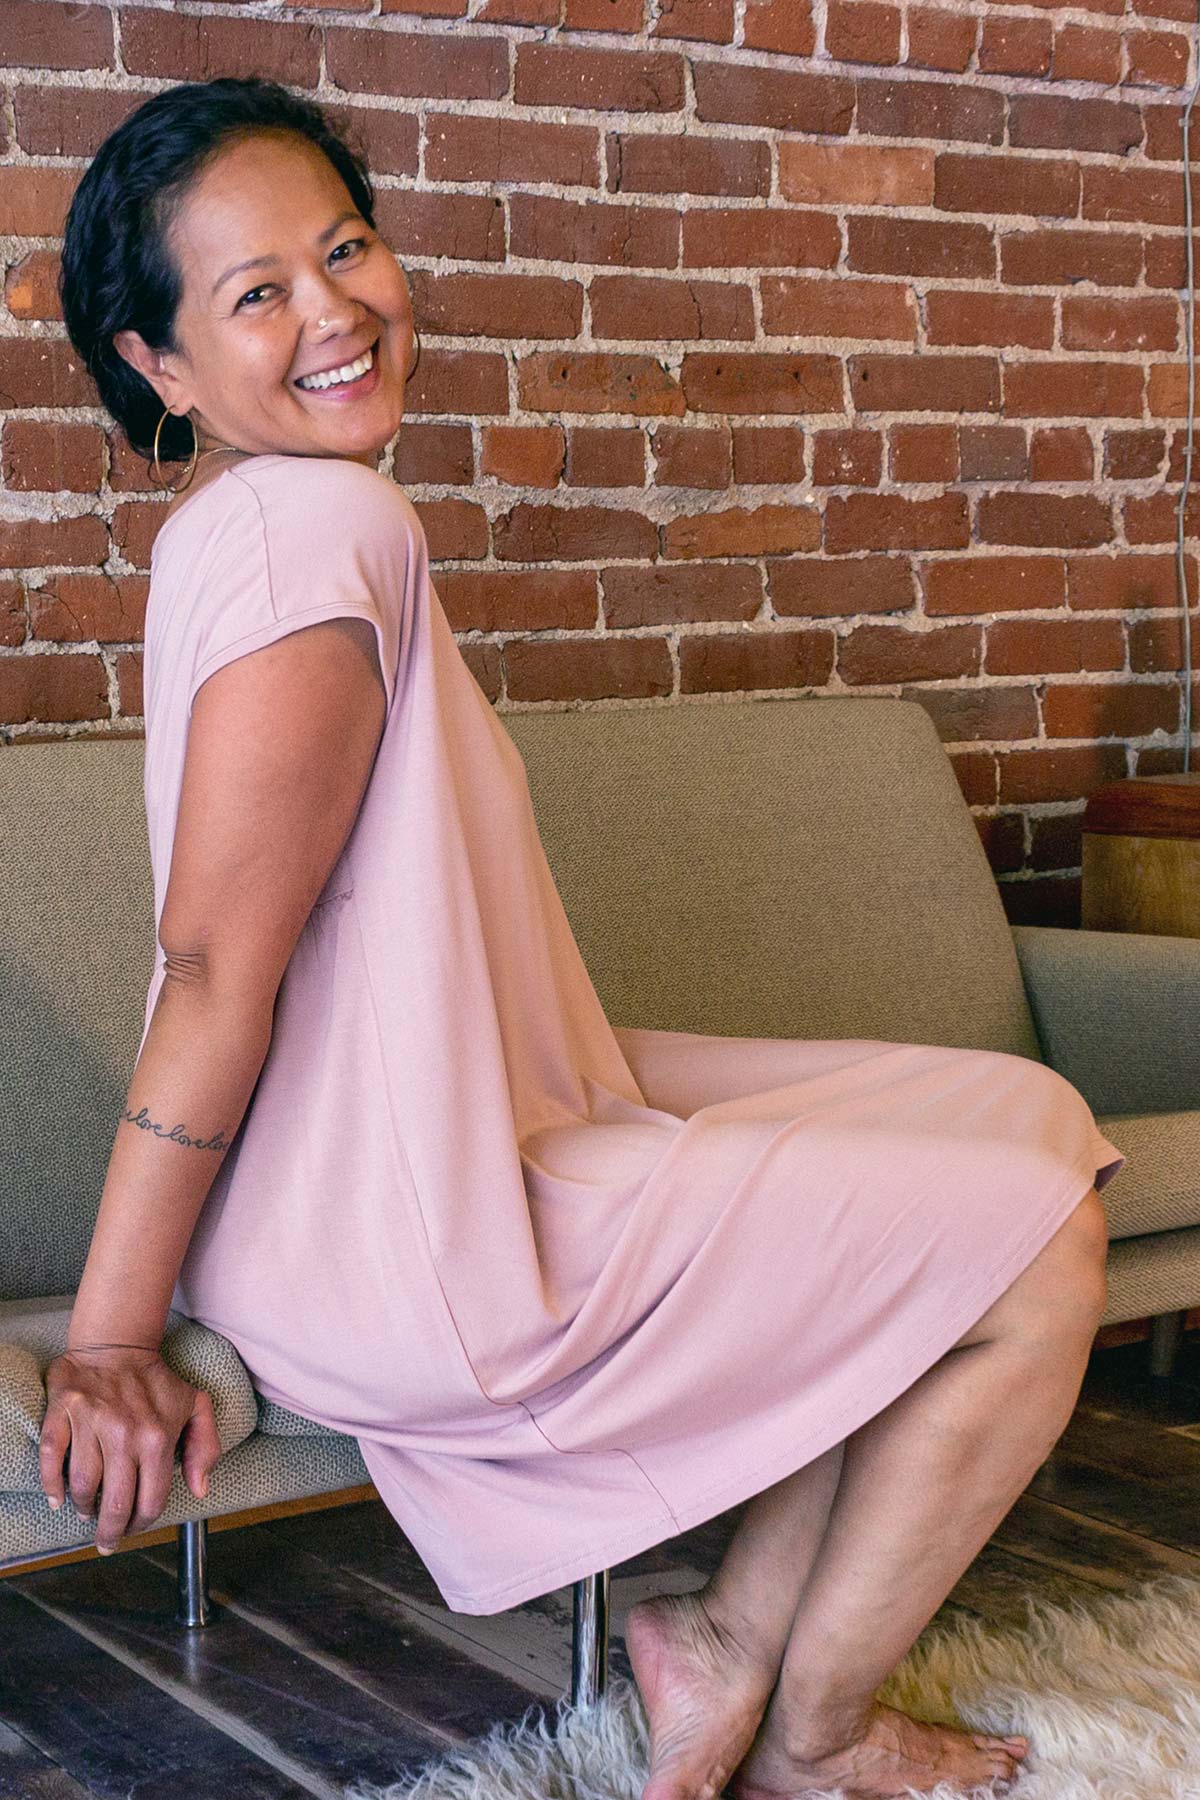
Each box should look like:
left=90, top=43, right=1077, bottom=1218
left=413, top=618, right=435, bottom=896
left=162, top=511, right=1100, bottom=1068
left=343, top=1572, right=1200, bottom=1800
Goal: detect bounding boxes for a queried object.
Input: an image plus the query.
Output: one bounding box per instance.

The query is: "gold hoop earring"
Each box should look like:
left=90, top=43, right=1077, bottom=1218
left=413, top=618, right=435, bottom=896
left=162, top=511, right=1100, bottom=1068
left=152, top=408, right=199, bottom=493
left=407, top=327, right=421, bottom=382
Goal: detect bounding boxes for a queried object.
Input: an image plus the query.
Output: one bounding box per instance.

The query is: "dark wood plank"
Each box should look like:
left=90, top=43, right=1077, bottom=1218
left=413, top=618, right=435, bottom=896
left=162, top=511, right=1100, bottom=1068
left=225, top=1500, right=582, bottom=1697
left=939, top=1539, right=1119, bottom=1632
left=0, top=1581, right=312, bottom=1800
left=9, top=1539, right=481, bottom=1798
left=1028, top=1406, right=1200, bottom=1553
left=0, top=1720, right=99, bottom=1800
left=140, top=1515, right=562, bottom=1734
left=989, top=1490, right=1200, bottom=1589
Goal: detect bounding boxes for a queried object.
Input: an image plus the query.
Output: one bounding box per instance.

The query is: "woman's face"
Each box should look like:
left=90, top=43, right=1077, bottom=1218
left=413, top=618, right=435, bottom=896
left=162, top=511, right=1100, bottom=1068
left=114, top=129, right=416, bottom=468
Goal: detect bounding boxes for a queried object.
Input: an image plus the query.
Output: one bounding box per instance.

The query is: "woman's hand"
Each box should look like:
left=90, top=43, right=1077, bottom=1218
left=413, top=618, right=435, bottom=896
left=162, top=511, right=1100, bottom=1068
left=39, top=1345, right=224, bottom=1553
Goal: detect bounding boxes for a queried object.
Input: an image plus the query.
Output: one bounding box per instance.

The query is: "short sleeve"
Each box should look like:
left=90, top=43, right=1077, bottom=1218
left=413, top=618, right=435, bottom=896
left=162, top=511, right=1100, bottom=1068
left=185, top=461, right=403, bottom=720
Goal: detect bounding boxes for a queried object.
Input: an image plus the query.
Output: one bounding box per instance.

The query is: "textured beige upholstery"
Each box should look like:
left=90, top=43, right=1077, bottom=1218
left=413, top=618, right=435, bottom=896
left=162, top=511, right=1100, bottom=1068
left=2, top=692, right=1196, bottom=1571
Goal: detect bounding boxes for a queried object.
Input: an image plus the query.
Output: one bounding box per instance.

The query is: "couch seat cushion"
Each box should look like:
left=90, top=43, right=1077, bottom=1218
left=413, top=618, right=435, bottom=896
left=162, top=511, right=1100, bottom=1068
left=1094, top=1111, right=1200, bottom=1240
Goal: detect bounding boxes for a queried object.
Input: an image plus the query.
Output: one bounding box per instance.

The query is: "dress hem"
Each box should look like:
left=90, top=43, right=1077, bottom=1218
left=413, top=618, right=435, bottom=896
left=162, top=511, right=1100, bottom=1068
left=427, top=1141, right=1118, bottom=1616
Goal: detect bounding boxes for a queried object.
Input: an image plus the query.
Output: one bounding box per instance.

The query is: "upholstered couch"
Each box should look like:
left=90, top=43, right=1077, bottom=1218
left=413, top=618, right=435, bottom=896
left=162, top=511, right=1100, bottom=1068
left=2, top=694, right=1197, bottom=1703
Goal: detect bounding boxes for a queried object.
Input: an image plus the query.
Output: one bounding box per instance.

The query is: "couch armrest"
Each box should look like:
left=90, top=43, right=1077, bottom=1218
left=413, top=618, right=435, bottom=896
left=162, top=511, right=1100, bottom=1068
left=1011, top=924, right=1200, bottom=1117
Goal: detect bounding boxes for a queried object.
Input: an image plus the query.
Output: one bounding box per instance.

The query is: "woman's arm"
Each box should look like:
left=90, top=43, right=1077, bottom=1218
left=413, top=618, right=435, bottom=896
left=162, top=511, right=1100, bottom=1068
left=68, top=611, right=389, bottom=1350
left=39, top=612, right=389, bottom=1551
left=65, top=978, right=274, bottom=1351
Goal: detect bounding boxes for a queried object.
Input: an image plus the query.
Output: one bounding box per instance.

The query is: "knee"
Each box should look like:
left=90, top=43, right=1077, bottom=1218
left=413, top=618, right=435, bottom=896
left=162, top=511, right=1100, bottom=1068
left=1033, top=1188, right=1110, bottom=1340
left=1064, top=1186, right=1110, bottom=1277
left=1069, top=1180, right=1109, bottom=1278
left=994, top=1187, right=1109, bottom=1351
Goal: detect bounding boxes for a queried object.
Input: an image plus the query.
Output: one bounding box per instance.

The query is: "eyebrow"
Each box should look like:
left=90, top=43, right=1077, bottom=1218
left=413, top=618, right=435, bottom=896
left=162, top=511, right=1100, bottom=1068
left=212, top=209, right=366, bottom=298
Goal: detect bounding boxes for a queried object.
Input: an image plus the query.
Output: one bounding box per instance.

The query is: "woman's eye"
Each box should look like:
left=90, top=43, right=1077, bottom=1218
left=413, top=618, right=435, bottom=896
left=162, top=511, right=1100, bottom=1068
left=235, top=240, right=367, bottom=309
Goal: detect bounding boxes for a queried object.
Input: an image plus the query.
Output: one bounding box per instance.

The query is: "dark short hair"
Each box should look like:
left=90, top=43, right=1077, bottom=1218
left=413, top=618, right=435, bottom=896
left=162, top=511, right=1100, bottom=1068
left=59, top=76, right=377, bottom=467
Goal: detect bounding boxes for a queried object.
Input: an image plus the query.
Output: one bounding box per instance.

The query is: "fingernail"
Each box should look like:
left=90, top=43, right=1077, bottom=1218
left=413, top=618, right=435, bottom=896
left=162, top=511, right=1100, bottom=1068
left=97, top=1544, right=113, bottom=1556
left=47, top=1495, right=62, bottom=1510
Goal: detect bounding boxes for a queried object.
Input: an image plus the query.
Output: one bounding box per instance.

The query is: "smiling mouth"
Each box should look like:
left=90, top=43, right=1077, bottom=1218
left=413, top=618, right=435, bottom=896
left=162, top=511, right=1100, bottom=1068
left=294, top=334, right=381, bottom=393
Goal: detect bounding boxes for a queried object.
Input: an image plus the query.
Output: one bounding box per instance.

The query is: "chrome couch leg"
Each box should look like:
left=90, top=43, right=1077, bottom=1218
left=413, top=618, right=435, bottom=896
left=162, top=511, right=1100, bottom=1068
left=1150, top=1309, right=1187, bottom=1379
left=176, top=1518, right=214, bottom=1627
left=571, top=1571, right=609, bottom=1708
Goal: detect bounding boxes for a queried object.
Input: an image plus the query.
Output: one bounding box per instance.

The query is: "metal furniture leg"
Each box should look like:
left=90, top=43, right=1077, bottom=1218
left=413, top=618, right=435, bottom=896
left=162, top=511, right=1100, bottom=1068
left=1150, top=1308, right=1187, bottom=1379
left=176, top=1518, right=214, bottom=1626
left=571, top=1570, right=610, bottom=1707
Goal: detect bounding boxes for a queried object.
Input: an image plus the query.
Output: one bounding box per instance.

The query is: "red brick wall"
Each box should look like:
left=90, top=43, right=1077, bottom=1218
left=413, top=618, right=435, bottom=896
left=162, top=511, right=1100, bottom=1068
left=1, top=0, right=1198, bottom=927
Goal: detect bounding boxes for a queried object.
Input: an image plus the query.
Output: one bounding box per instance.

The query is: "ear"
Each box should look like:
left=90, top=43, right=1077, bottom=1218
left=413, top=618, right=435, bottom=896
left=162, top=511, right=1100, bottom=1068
left=112, top=327, right=191, bottom=413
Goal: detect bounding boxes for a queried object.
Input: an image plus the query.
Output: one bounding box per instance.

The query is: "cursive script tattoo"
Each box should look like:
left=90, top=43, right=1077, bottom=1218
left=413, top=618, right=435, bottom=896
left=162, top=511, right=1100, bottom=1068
left=120, top=1105, right=232, bottom=1152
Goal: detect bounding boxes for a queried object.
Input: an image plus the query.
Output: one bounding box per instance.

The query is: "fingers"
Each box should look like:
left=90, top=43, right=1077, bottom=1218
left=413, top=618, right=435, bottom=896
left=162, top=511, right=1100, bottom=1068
left=66, top=1421, right=140, bottom=1552
left=93, top=1447, right=140, bottom=1555
left=67, top=1436, right=188, bottom=1547
left=125, top=1444, right=180, bottom=1539
left=180, top=1389, right=222, bottom=1501
left=64, top=1425, right=105, bottom=1523
left=38, top=1404, right=71, bottom=1510
left=40, top=1410, right=194, bottom=1544
left=39, top=1371, right=223, bottom=1546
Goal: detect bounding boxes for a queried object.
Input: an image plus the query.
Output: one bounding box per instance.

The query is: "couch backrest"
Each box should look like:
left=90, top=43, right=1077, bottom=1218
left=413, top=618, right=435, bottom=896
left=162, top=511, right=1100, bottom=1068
left=0, top=694, right=1043, bottom=1300
left=2, top=739, right=156, bottom=1301
left=500, top=694, right=1043, bottom=1054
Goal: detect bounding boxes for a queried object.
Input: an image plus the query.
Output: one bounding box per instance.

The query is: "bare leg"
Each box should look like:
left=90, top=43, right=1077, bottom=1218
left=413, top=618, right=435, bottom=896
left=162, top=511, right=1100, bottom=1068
left=625, top=1187, right=1108, bottom=1800
left=625, top=1448, right=847, bottom=1800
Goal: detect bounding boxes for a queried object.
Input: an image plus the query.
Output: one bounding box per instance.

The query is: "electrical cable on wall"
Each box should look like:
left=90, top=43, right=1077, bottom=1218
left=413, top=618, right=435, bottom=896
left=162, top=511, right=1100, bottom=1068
left=1174, top=5, right=1199, bottom=773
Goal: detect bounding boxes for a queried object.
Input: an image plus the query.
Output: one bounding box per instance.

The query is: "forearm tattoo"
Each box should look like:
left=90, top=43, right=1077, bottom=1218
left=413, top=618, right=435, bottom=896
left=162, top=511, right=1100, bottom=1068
left=120, top=1106, right=232, bottom=1153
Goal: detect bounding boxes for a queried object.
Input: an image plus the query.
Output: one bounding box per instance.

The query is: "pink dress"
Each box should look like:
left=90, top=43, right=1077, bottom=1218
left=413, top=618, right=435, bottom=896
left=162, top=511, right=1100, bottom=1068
left=141, top=453, right=1126, bottom=1616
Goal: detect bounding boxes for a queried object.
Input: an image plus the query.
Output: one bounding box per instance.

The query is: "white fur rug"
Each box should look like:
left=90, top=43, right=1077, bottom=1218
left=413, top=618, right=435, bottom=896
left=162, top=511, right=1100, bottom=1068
left=343, top=1572, right=1200, bottom=1800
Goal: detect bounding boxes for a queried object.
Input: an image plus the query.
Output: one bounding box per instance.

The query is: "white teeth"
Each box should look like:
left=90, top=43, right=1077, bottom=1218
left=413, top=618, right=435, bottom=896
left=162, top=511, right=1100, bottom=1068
left=297, top=342, right=375, bottom=391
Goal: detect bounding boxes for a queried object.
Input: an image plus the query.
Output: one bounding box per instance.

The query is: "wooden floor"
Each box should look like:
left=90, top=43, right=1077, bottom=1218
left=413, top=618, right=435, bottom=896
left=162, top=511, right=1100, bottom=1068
left=4, top=1330, right=1200, bottom=1800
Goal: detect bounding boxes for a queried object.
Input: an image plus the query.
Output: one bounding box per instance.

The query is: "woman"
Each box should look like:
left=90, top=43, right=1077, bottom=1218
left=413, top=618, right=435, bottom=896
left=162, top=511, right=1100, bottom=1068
left=45, top=76, right=1125, bottom=1800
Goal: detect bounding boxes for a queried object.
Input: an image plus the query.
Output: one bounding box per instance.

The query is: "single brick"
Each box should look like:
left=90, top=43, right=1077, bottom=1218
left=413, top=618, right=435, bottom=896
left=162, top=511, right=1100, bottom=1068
left=518, top=351, right=685, bottom=415
left=481, top=425, right=565, bottom=488
left=565, top=426, right=646, bottom=487
left=811, top=427, right=882, bottom=486
left=661, top=501, right=820, bottom=559
left=732, top=425, right=807, bottom=483
left=742, top=0, right=816, bottom=54
left=514, top=43, right=685, bottom=112
left=650, top=424, right=733, bottom=489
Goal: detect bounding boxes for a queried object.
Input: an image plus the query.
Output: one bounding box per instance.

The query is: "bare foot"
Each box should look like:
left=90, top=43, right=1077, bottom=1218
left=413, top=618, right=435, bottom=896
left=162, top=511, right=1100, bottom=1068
left=625, top=1589, right=779, bottom=1800
left=728, top=1700, right=1029, bottom=1800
